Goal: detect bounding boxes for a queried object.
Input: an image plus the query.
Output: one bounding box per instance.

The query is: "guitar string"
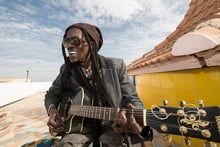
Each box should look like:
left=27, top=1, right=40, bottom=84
left=69, top=107, right=214, bottom=138
left=68, top=106, right=215, bottom=124
left=65, top=105, right=217, bottom=140
left=57, top=102, right=217, bottom=142
left=68, top=106, right=204, bottom=117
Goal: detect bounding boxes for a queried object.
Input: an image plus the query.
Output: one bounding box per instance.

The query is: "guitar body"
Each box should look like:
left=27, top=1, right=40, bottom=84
left=50, top=87, right=93, bottom=136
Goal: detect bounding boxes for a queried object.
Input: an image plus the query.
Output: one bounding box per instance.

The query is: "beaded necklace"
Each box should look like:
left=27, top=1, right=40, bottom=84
left=81, top=62, right=92, bottom=80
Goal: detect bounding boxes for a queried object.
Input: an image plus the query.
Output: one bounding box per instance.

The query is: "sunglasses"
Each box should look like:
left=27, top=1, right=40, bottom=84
left=62, top=37, right=86, bottom=48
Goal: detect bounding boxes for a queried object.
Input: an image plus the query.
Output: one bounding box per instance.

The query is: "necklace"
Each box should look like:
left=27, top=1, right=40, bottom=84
left=81, top=62, right=92, bottom=80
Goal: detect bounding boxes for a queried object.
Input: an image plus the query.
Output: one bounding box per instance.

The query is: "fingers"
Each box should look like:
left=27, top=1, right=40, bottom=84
left=47, top=113, right=57, bottom=127
left=118, top=110, right=127, bottom=126
left=112, top=107, right=127, bottom=133
left=114, top=107, right=127, bottom=126
left=112, top=105, right=143, bottom=134
left=47, top=119, right=64, bottom=133
left=49, top=125, right=64, bottom=133
left=47, top=110, right=64, bottom=133
left=127, top=103, right=142, bottom=133
left=127, top=103, right=136, bottom=109
left=114, top=107, right=120, bottom=121
left=129, top=115, right=143, bottom=133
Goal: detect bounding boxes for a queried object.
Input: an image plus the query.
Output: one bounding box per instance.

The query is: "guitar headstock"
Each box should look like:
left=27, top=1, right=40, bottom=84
left=147, top=100, right=220, bottom=143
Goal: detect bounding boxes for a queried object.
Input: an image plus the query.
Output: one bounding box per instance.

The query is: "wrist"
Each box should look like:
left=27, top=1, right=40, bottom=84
left=48, top=104, right=56, bottom=115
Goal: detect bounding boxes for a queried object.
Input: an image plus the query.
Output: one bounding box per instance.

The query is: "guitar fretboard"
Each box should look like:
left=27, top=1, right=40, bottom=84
left=68, top=105, right=147, bottom=126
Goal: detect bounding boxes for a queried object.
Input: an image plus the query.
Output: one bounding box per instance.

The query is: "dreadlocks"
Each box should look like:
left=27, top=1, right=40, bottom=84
left=85, top=33, right=114, bottom=107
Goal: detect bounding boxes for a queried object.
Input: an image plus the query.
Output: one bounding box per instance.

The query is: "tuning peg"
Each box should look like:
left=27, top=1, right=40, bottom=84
left=162, top=134, right=172, bottom=143
left=179, top=126, right=188, bottom=134
left=198, top=99, right=204, bottom=107
left=163, top=99, right=168, bottom=106
left=198, top=109, right=207, bottom=117
left=180, top=100, right=186, bottom=107
left=203, top=141, right=217, bottom=147
left=184, top=137, right=191, bottom=146
left=201, top=129, right=211, bottom=138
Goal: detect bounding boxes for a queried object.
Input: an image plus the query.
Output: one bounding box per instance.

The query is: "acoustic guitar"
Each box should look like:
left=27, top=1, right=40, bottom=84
left=51, top=87, right=220, bottom=144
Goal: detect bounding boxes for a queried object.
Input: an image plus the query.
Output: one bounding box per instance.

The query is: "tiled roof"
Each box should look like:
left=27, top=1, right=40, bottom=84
left=127, top=0, right=220, bottom=75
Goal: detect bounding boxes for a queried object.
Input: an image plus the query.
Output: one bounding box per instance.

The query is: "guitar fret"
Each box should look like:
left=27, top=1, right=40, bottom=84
left=99, top=106, right=101, bottom=119
left=88, top=107, right=91, bottom=118
left=82, top=106, right=84, bottom=117
left=86, top=106, right=89, bottom=117
left=85, top=106, right=88, bottom=118
left=93, top=107, right=95, bottom=118
left=94, top=107, right=97, bottom=118
left=81, top=106, right=83, bottom=116
left=103, top=107, right=106, bottom=120
left=83, top=106, right=85, bottom=116
left=109, top=108, right=112, bottom=121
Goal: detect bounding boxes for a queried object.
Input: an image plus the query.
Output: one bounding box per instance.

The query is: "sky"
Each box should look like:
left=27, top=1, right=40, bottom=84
left=0, top=0, right=190, bottom=82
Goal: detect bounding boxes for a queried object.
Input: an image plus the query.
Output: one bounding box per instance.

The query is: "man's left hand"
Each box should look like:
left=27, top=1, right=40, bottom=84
left=112, top=103, right=143, bottom=134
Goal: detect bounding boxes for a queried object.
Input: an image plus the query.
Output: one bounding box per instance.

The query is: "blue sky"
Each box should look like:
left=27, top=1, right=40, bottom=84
left=0, top=0, right=189, bottom=81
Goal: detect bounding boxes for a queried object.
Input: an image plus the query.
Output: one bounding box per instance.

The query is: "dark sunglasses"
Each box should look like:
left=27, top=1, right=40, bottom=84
left=62, top=37, right=86, bottom=48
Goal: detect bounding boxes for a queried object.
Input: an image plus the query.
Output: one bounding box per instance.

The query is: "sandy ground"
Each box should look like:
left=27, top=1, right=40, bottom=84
left=0, top=92, right=53, bottom=147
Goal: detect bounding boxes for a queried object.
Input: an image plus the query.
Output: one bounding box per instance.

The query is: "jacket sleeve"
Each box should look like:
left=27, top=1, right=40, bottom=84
left=117, top=59, right=144, bottom=109
left=116, top=59, right=153, bottom=144
left=44, top=64, right=65, bottom=114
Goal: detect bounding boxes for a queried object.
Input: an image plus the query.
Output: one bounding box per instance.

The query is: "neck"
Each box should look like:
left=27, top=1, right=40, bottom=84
left=80, top=60, right=91, bottom=68
left=80, top=53, right=92, bottom=68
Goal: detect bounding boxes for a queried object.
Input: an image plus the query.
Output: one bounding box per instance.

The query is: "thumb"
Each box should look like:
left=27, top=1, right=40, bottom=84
left=127, top=103, right=136, bottom=109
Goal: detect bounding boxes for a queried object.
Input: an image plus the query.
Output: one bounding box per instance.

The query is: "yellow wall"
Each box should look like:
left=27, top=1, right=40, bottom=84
left=135, top=66, right=220, bottom=146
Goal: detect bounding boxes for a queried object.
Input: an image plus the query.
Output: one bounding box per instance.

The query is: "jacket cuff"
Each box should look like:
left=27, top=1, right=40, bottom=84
left=139, top=126, right=153, bottom=141
left=48, top=104, right=56, bottom=115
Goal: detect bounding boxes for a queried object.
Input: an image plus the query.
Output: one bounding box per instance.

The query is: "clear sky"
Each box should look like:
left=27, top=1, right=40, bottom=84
left=0, top=0, right=190, bottom=81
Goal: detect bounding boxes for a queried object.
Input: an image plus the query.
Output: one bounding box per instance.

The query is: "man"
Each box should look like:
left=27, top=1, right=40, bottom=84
left=44, top=23, right=153, bottom=147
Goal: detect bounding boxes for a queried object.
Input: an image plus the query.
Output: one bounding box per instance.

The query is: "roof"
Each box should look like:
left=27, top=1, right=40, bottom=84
left=127, top=0, right=220, bottom=75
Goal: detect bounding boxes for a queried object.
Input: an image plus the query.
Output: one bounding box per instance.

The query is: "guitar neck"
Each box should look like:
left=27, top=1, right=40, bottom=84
left=68, top=105, right=147, bottom=126
left=68, top=104, right=220, bottom=143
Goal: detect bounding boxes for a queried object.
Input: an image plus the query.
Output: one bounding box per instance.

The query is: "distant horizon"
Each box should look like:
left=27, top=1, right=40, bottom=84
left=0, top=77, right=53, bottom=82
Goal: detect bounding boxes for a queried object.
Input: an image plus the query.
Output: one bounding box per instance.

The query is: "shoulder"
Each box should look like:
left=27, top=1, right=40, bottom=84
left=98, top=54, right=125, bottom=68
left=60, top=64, right=66, bottom=72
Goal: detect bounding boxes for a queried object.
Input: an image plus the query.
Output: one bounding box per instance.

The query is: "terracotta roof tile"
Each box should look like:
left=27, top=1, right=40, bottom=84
left=127, top=0, right=220, bottom=74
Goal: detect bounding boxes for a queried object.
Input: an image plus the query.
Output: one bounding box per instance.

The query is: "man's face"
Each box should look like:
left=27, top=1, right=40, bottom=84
left=63, top=28, right=91, bottom=67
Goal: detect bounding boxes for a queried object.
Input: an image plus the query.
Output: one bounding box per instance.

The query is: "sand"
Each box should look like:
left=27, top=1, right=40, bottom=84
left=0, top=92, right=53, bottom=147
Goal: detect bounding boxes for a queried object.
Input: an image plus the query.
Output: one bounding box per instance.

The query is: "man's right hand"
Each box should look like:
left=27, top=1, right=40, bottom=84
left=47, top=106, right=64, bottom=133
